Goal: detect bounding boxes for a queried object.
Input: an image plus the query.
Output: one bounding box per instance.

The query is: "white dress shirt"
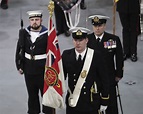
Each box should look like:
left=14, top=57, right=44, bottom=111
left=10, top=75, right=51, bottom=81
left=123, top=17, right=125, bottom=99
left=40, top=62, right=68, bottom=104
left=75, top=48, right=87, bottom=60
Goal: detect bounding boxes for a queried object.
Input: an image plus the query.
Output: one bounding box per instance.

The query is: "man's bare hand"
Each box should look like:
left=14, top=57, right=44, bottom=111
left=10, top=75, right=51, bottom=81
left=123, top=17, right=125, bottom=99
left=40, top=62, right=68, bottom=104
left=115, top=77, right=121, bottom=82
left=18, top=68, right=24, bottom=74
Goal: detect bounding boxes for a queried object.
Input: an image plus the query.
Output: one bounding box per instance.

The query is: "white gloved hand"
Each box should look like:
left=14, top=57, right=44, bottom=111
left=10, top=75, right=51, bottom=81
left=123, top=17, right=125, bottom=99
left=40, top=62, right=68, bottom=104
left=100, top=105, right=107, bottom=112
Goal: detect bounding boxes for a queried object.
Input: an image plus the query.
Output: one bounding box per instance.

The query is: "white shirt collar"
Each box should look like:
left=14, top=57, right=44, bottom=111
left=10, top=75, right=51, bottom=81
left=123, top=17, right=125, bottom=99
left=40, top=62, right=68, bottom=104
left=75, top=48, right=87, bottom=60
left=94, top=32, right=104, bottom=41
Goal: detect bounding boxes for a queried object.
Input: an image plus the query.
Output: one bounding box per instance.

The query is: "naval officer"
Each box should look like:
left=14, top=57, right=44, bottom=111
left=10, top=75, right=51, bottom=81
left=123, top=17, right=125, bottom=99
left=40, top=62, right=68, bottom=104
left=87, top=15, right=124, bottom=114
left=62, top=27, right=109, bottom=114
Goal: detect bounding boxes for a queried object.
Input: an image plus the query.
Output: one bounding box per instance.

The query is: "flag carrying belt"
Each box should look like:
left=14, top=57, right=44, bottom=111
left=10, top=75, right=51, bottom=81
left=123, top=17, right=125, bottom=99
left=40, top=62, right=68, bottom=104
left=68, top=48, right=94, bottom=107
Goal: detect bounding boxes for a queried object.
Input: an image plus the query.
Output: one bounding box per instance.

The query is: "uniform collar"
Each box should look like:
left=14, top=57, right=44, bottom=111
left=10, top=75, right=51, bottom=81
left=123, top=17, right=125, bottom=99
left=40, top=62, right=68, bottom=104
left=25, top=25, right=48, bottom=36
left=94, top=32, right=104, bottom=41
left=75, top=48, right=87, bottom=60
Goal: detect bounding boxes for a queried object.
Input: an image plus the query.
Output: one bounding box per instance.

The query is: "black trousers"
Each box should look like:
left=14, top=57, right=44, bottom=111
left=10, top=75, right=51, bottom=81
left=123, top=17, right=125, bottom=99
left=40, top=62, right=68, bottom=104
left=54, top=2, right=69, bottom=33
left=106, top=85, right=118, bottom=114
left=24, top=73, right=53, bottom=114
left=118, top=12, right=139, bottom=55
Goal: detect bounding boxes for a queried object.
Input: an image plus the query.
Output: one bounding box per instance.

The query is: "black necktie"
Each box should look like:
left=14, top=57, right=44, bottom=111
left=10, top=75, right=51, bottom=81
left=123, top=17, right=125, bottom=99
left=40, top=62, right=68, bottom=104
left=96, top=38, right=100, bottom=43
left=77, top=54, right=82, bottom=62
left=77, top=54, right=82, bottom=69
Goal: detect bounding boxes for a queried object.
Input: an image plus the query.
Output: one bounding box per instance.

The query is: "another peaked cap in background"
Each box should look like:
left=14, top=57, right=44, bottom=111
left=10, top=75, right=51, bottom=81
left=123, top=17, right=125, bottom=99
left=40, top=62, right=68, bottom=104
left=88, top=15, right=110, bottom=25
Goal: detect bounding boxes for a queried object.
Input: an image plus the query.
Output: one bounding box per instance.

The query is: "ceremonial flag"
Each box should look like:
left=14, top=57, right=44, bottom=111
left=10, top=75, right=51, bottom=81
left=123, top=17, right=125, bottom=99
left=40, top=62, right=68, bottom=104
left=42, top=16, right=65, bottom=109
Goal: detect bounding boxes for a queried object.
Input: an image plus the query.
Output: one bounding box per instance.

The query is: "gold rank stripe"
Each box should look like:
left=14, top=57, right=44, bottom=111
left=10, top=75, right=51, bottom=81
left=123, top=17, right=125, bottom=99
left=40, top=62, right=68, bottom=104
left=101, top=95, right=109, bottom=100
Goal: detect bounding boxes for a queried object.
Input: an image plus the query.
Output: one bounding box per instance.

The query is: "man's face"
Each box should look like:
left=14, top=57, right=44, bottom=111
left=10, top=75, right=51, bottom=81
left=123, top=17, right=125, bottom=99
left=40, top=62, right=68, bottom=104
left=73, top=38, right=88, bottom=53
left=29, top=17, right=42, bottom=30
left=93, top=24, right=106, bottom=36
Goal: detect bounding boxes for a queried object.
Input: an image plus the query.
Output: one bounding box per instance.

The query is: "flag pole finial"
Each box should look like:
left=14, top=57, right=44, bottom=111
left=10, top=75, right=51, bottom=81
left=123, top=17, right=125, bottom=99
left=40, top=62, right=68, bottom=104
left=48, top=0, right=54, bottom=17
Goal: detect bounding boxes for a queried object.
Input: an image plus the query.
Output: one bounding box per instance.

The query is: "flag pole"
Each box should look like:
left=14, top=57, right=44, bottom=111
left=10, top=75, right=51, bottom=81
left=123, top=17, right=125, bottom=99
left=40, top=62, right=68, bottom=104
left=113, top=0, right=116, bottom=35
left=47, top=2, right=56, bottom=114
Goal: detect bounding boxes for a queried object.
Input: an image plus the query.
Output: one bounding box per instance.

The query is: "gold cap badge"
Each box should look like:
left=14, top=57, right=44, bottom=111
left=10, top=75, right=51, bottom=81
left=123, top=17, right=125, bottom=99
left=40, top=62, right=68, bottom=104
left=94, top=16, right=99, bottom=23
left=76, top=30, right=82, bottom=36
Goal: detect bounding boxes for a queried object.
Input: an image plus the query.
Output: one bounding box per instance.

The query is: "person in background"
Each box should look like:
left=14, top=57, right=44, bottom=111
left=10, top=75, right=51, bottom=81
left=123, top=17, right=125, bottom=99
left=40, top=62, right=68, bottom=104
left=62, top=27, right=109, bottom=114
left=87, top=15, right=124, bottom=114
left=116, top=0, right=140, bottom=62
left=0, top=0, right=8, bottom=9
left=53, top=1, right=70, bottom=37
left=15, top=10, right=54, bottom=114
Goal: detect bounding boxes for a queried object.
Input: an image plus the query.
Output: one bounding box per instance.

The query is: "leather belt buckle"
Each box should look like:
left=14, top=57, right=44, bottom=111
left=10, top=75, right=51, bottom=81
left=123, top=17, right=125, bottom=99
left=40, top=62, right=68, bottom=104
left=30, top=55, right=35, bottom=60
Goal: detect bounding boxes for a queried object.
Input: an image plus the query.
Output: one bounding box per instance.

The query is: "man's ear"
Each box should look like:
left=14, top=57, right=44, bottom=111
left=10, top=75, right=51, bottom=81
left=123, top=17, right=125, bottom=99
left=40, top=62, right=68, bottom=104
left=86, top=38, right=88, bottom=43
